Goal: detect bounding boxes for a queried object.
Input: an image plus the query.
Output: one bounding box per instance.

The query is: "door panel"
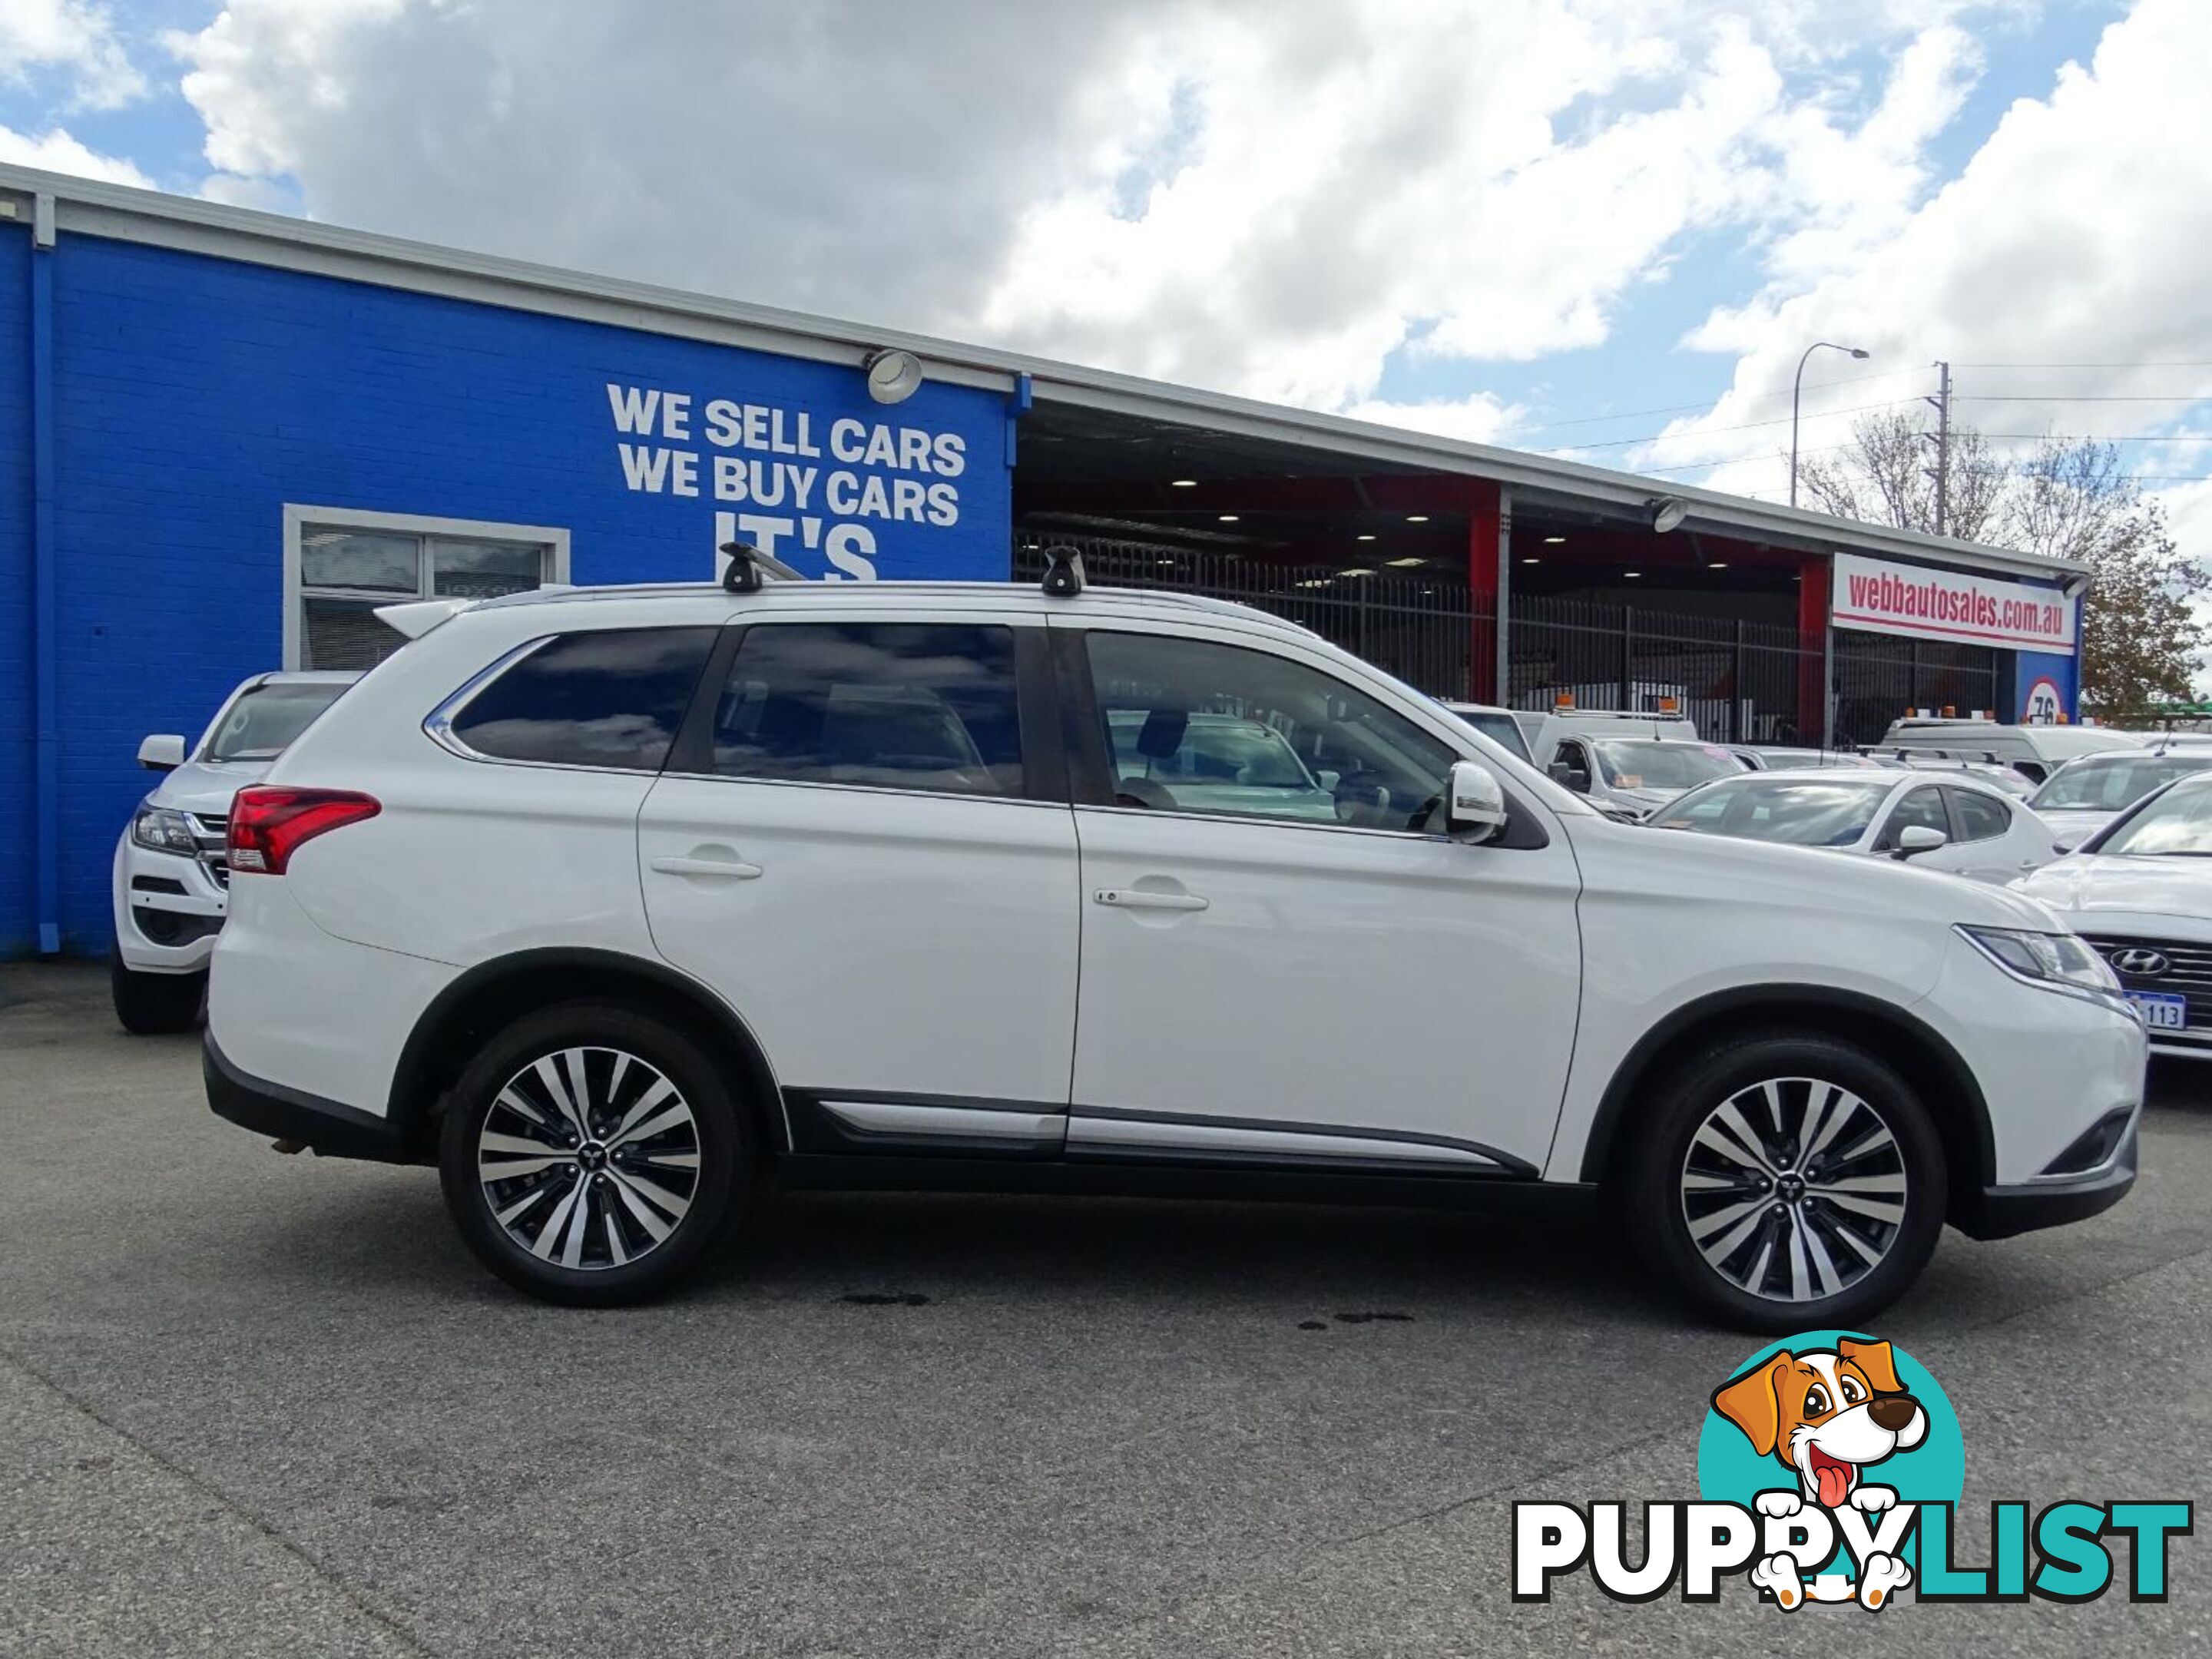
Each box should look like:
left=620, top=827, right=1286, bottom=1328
left=1058, top=622, right=1583, bottom=1172
left=638, top=614, right=1080, bottom=1116
left=641, top=777, right=1081, bottom=1106
left=1068, top=809, right=1581, bottom=1169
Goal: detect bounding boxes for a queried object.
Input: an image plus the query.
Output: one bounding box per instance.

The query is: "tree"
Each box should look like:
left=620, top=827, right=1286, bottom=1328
left=1793, top=416, right=2207, bottom=713
left=2009, top=439, right=2208, bottom=713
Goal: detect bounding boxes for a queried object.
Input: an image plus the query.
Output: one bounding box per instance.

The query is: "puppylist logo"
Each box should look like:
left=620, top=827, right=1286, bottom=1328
left=1515, top=1331, right=2190, bottom=1611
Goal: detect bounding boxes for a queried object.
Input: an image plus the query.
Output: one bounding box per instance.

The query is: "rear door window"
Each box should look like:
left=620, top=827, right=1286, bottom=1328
left=704, top=622, right=1025, bottom=798
left=446, top=627, right=718, bottom=770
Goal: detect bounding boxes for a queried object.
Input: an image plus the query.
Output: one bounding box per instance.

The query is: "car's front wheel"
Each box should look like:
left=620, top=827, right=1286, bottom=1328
left=110, top=945, right=205, bottom=1035
left=1626, top=1031, right=1947, bottom=1332
left=437, top=1001, right=753, bottom=1305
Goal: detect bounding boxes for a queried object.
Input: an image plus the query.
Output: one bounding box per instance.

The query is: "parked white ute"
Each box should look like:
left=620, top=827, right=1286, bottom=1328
left=1651, top=768, right=2059, bottom=884
left=2013, top=770, right=2212, bottom=1059
left=203, top=557, right=2144, bottom=1329
left=111, top=671, right=358, bottom=1033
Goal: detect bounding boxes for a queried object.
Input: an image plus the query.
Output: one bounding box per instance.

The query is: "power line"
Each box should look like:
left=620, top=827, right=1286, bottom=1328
left=1491, top=365, right=1929, bottom=439
left=1955, top=393, right=2212, bottom=403
left=1952, top=360, right=2212, bottom=369
left=1550, top=398, right=1921, bottom=452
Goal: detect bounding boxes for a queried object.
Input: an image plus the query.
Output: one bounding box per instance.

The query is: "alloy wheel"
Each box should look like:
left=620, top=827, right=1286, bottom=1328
left=475, top=1046, right=701, bottom=1270
left=1677, top=1076, right=1908, bottom=1303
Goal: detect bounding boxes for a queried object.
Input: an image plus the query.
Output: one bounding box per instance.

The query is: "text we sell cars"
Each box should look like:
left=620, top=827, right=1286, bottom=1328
left=609, top=380, right=969, bottom=578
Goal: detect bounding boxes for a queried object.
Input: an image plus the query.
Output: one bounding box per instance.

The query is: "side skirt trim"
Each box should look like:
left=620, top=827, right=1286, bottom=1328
left=781, top=1089, right=1538, bottom=1179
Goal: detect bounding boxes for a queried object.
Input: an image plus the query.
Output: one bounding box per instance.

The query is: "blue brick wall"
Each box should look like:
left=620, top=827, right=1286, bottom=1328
left=0, top=226, right=31, bottom=955
left=15, top=232, right=1014, bottom=955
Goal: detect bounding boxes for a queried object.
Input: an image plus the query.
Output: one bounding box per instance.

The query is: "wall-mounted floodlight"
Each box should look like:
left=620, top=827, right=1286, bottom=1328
left=1649, top=497, right=1690, bottom=534
left=862, top=348, right=924, bottom=405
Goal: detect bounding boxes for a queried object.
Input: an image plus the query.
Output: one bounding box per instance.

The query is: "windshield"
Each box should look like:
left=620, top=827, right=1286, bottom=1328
left=1590, top=740, right=1743, bottom=792
left=1452, top=709, right=1533, bottom=763
left=1652, top=778, right=1894, bottom=846
left=2032, top=753, right=2212, bottom=812
left=1106, top=712, right=1319, bottom=790
left=200, top=681, right=350, bottom=762
left=2091, top=780, right=2212, bottom=857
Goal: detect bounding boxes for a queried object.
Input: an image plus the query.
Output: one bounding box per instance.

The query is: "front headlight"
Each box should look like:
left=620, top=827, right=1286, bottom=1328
left=131, top=805, right=200, bottom=856
left=1957, top=925, right=2122, bottom=998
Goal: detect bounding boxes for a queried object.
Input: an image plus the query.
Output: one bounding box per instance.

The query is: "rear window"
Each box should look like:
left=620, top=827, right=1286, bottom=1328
left=446, top=628, right=717, bottom=770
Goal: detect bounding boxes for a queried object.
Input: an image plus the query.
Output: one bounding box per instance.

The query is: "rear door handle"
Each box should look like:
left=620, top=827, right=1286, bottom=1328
left=1094, top=888, right=1207, bottom=912
left=651, top=853, right=763, bottom=880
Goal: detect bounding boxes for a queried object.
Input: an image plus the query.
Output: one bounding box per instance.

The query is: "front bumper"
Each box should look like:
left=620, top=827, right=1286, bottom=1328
left=1952, top=1118, right=2138, bottom=1240
left=113, top=829, right=230, bottom=973
left=204, top=1034, right=415, bottom=1163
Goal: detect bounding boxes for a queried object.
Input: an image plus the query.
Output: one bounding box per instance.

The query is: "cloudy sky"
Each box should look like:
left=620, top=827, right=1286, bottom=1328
left=4, top=0, right=2210, bottom=562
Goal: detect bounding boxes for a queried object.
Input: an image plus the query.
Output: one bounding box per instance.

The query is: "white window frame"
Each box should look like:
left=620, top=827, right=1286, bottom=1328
left=281, top=504, right=572, bottom=671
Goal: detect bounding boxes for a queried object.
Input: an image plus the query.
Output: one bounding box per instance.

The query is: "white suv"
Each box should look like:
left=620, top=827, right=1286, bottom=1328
left=111, top=671, right=357, bottom=1032
left=201, top=560, right=2146, bottom=1328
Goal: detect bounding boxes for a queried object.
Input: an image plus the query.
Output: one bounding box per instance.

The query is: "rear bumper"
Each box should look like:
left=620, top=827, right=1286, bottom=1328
left=1951, top=1121, right=2137, bottom=1240
left=204, top=1034, right=415, bottom=1163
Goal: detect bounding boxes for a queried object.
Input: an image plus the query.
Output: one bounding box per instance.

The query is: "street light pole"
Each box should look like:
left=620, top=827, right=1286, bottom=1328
left=1791, top=339, right=1871, bottom=509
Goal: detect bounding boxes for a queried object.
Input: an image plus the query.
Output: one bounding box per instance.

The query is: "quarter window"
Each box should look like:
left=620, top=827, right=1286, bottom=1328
left=1948, top=788, right=2012, bottom=843
left=1081, top=631, right=1454, bottom=830
left=447, top=628, right=718, bottom=770
left=705, top=623, right=1025, bottom=798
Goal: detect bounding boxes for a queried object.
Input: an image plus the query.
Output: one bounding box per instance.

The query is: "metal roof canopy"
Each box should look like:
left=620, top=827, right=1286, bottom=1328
left=0, top=161, right=2085, bottom=590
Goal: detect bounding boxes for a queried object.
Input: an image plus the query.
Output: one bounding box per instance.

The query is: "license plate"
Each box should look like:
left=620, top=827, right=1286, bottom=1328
left=2126, top=991, right=2187, bottom=1031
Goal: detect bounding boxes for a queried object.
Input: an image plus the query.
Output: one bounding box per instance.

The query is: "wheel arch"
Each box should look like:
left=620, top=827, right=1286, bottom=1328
left=1578, top=985, right=1993, bottom=1216
left=387, top=948, right=784, bottom=1159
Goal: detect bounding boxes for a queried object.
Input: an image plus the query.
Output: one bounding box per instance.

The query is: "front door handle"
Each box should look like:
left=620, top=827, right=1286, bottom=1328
left=1094, top=887, right=1208, bottom=912
left=651, top=851, right=763, bottom=880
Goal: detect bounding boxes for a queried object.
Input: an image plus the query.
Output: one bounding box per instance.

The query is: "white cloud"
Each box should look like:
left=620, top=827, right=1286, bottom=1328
left=0, top=120, right=151, bottom=187
left=0, top=0, right=147, bottom=110
left=162, top=0, right=2014, bottom=428
left=1336, top=393, right=1522, bottom=446
left=1637, top=0, right=2212, bottom=506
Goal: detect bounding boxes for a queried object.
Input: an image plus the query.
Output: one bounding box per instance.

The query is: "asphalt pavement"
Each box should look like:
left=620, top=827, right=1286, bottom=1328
left=1, top=961, right=2205, bottom=1657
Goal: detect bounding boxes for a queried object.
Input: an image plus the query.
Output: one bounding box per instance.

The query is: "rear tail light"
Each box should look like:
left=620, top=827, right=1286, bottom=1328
left=227, top=786, right=380, bottom=875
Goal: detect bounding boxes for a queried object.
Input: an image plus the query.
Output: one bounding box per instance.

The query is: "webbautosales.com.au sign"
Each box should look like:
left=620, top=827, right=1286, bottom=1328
left=1830, top=552, right=2077, bottom=656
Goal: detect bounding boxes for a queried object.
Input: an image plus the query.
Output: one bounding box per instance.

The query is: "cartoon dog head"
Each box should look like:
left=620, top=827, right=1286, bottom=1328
left=1711, top=1338, right=1928, bottom=1508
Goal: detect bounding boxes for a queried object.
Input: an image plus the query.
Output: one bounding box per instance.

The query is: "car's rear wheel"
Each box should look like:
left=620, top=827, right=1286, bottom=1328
left=110, top=945, right=205, bottom=1035
left=437, top=1001, right=752, bottom=1306
left=1626, top=1031, right=1946, bottom=1332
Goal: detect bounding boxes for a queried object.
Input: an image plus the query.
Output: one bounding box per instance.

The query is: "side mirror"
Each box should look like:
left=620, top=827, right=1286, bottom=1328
left=137, top=734, right=187, bottom=773
left=1892, top=824, right=1948, bottom=859
left=1548, top=760, right=1591, bottom=793
left=1448, top=760, right=1509, bottom=842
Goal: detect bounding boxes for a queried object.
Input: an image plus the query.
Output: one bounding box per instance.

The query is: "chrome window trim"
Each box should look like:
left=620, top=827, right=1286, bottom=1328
left=1071, top=800, right=1447, bottom=843
left=653, top=770, right=1062, bottom=810
left=422, top=635, right=565, bottom=766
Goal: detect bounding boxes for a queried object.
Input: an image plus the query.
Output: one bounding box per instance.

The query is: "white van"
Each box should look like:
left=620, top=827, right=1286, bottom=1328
left=1876, top=718, right=2137, bottom=785
left=1515, top=709, right=1739, bottom=820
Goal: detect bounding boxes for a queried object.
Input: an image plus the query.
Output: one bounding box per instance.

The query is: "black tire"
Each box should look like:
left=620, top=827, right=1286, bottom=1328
left=1624, top=1031, right=1946, bottom=1333
left=110, top=949, right=205, bottom=1035
left=437, top=1000, right=754, bottom=1306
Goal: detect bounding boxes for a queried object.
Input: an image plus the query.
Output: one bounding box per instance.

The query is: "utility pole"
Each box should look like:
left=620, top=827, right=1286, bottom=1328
left=1925, top=359, right=1952, bottom=537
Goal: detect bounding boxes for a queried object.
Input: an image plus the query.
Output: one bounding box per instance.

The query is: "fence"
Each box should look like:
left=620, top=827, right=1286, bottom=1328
left=1012, top=536, right=1487, bottom=699
left=1506, top=595, right=1820, bottom=745
left=1010, top=536, right=2002, bottom=745
left=1833, top=634, right=2002, bottom=748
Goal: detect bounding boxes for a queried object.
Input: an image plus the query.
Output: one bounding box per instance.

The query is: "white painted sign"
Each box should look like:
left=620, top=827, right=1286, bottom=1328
left=604, top=381, right=977, bottom=581
left=1830, top=551, right=2075, bottom=655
